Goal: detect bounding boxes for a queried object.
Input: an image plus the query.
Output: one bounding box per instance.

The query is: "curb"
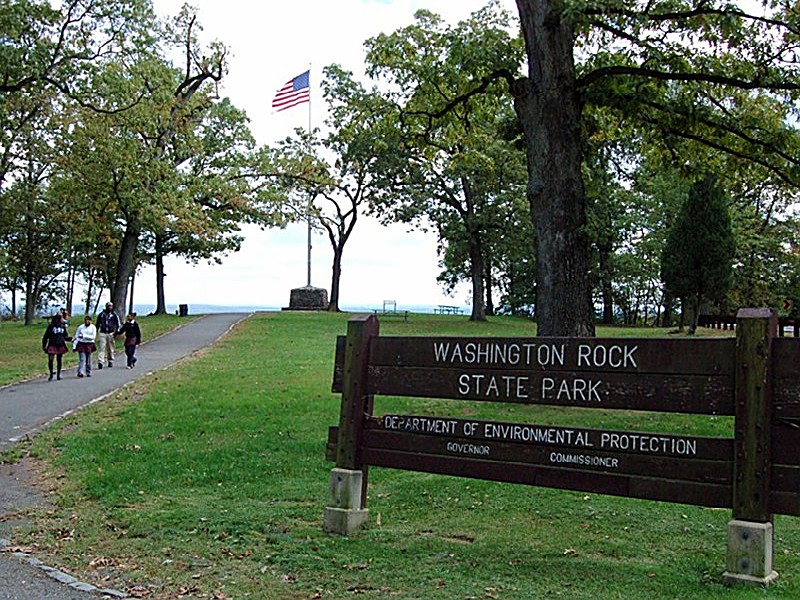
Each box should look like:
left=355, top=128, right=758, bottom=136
left=0, top=537, right=128, bottom=598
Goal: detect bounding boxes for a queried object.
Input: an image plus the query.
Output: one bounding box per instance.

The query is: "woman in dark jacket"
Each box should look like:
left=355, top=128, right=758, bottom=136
left=117, top=312, right=142, bottom=368
left=42, top=314, right=71, bottom=381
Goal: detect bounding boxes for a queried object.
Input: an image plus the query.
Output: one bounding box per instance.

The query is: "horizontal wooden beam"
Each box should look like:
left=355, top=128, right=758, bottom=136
left=361, top=447, right=732, bottom=509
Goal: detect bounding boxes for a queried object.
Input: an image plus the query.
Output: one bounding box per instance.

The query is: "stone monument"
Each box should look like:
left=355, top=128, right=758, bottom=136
left=285, top=285, right=328, bottom=311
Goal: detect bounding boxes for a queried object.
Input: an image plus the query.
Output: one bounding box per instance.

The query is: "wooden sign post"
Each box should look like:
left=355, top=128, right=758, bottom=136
left=323, top=315, right=377, bottom=535
left=724, top=308, right=778, bottom=586
left=325, top=308, right=797, bottom=586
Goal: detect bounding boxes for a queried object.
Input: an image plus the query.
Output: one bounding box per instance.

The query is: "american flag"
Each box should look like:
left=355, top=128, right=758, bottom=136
left=271, top=70, right=310, bottom=112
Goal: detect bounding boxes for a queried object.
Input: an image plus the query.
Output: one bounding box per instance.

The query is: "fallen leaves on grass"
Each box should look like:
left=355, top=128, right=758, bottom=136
left=88, top=556, right=116, bottom=568
left=1, top=545, right=36, bottom=553
left=177, top=585, right=198, bottom=596
left=53, top=527, right=74, bottom=541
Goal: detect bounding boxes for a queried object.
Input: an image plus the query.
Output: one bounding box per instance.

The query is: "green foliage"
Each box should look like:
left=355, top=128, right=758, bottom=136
left=363, top=3, right=525, bottom=321
left=512, top=1, right=800, bottom=334
left=661, top=175, right=736, bottom=330
left=0, top=1, right=281, bottom=315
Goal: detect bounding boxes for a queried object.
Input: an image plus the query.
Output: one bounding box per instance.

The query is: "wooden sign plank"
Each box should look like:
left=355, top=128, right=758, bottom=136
left=772, top=465, right=800, bottom=493
left=770, top=339, right=800, bottom=417
left=360, top=447, right=732, bottom=509
left=771, top=338, right=800, bottom=377
left=771, top=491, right=800, bottom=517
left=370, top=336, right=735, bottom=375
left=368, top=415, right=732, bottom=459
left=366, top=366, right=733, bottom=414
left=328, top=422, right=800, bottom=516
left=362, top=427, right=732, bottom=485
left=333, top=336, right=736, bottom=415
left=774, top=377, right=800, bottom=418
left=770, top=422, right=800, bottom=466
left=333, top=336, right=736, bottom=392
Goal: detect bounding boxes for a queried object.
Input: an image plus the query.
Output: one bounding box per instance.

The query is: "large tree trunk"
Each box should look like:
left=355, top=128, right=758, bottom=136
left=598, top=242, right=614, bottom=325
left=514, top=1, right=595, bottom=337
left=688, top=293, right=700, bottom=335
left=661, top=291, right=675, bottom=328
left=154, top=233, right=167, bottom=315
left=84, top=272, right=94, bottom=317
left=111, top=220, right=140, bottom=320
left=467, top=230, right=486, bottom=322
left=484, top=254, right=495, bottom=317
left=11, top=287, right=18, bottom=320
left=65, top=253, right=76, bottom=315
left=23, top=270, right=36, bottom=326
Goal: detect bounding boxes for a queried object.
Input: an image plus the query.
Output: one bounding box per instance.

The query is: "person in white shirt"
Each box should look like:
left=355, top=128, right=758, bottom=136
left=74, top=315, right=97, bottom=378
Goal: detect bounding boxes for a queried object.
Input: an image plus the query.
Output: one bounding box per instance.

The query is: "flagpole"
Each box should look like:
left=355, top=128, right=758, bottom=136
left=306, top=65, right=312, bottom=287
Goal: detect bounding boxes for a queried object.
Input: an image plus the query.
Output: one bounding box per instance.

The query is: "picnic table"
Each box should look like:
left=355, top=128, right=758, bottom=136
left=434, top=305, right=463, bottom=315
left=373, top=300, right=408, bottom=321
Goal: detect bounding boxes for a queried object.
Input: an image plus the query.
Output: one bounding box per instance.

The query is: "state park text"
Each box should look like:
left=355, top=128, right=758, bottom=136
left=433, top=340, right=637, bottom=402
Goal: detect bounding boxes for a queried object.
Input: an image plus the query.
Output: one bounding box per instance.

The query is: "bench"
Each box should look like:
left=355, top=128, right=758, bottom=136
left=322, top=311, right=800, bottom=585
left=434, top=304, right=462, bottom=315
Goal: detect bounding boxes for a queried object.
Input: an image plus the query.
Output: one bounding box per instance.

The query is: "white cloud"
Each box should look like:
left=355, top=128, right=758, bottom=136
left=137, top=0, right=516, bottom=310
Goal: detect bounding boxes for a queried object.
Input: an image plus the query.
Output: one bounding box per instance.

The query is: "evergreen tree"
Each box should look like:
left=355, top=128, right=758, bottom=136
left=661, top=175, right=735, bottom=333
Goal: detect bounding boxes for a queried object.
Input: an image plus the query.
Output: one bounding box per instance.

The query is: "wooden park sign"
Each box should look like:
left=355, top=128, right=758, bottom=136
left=324, top=308, right=800, bottom=586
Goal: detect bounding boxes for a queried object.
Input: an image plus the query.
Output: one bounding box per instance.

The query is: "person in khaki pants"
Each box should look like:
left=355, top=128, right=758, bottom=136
left=95, top=302, right=121, bottom=368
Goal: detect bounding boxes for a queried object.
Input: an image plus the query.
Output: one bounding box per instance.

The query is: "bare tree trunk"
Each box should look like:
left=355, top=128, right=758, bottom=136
left=93, top=287, right=103, bottom=315
left=65, top=255, right=76, bottom=315
left=154, top=233, right=167, bottom=315
left=24, top=276, right=36, bottom=326
left=662, top=291, right=674, bottom=328
left=328, top=245, right=343, bottom=312
left=467, top=230, right=486, bottom=322
left=514, top=1, right=595, bottom=337
left=688, top=294, right=700, bottom=335
left=111, top=219, right=140, bottom=320
left=23, top=263, right=42, bottom=325
left=599, top=243, right=613, bottom=325
left=128, top=270, right=136, bottom=316
left=484, top=255, right=495, bottom=317
left=84, top=274, right=93, bottom=316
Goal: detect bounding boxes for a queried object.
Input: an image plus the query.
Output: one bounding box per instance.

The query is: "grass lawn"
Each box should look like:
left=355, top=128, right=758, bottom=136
left=3, top=311, right=798, bottom=599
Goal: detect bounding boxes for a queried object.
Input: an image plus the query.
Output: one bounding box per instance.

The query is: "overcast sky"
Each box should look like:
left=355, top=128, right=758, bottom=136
left=130, top=0, right=519, bottom=311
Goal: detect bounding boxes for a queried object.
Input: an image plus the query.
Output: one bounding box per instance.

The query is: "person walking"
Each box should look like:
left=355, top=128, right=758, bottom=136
left=95, top=302, right=121, bottom=369
left=73, top=315, right=97, bottom=378
left=41, top=314, right=71, bottom=381
left=117, top=312, right=142, bottom=369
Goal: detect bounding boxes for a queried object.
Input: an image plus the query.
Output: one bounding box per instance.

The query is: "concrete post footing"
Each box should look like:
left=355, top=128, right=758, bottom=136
left=323, top=468, right=368, bottom=535
left=723, top=519, right=779, bottom=587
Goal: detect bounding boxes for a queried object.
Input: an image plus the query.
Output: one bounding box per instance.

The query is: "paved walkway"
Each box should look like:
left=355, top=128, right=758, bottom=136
left=0, top=313, right=249, bottom=599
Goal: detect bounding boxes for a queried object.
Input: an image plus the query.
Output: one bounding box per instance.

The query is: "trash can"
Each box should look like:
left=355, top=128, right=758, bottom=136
left=179, top=304, right=188, bottom=317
